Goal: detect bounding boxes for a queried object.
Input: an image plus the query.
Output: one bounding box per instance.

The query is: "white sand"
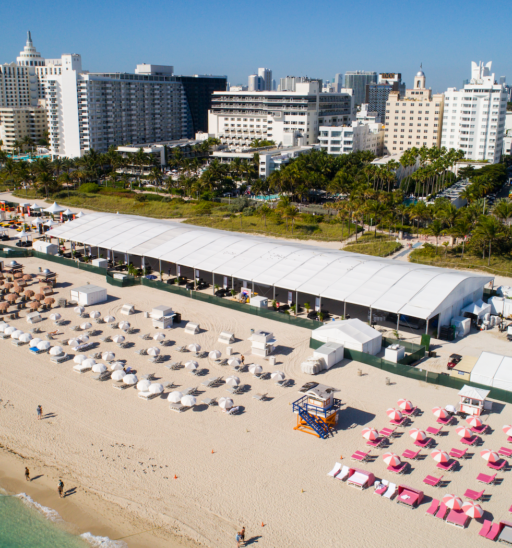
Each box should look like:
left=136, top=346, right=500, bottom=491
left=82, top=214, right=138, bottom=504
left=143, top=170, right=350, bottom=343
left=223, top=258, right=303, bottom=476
left=0, top=256, right=510, bottom=547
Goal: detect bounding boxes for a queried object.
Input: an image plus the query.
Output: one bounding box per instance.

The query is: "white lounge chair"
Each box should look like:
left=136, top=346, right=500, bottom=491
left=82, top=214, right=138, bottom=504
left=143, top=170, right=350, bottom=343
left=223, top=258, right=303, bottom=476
left=138, top=391, right=159, bottom=400
left=383, top=482, right=397, bottom=500
left=73, top=363, right=92, bottom=374
left=169, top=402, right=184, bottom=413
left=327, top=463, right=349, bottom=481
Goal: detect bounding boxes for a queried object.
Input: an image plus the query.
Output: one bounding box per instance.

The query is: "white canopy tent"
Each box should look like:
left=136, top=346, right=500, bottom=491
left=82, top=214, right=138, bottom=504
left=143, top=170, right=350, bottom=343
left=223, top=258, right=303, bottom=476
left=470, top=351, right=512, bottom=391
left=461, top=299, right=491, bottom=319
left=43, top=202, right=67, bottom=214
left=312, top=319, right=382, bottom=355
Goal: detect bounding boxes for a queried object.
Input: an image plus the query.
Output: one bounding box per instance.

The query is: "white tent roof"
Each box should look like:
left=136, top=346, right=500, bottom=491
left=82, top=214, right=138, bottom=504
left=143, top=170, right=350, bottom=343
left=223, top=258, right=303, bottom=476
left=49, top=212, right=493, bottom=320
left=313, top=319, right=380, bottom=345
left=461, top=299, right=491, bottom=317
left=470, top=352, right=503, bottom=387
left=493, top=356, right=512, bottom=391
left=43, top=202, right=67, bottom=213
left=458, top=384, right=490, bottom=400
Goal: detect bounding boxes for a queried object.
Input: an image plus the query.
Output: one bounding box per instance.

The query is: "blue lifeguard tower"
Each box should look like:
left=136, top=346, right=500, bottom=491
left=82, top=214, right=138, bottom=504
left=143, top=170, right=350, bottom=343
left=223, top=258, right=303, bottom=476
left=292, top=383, right=341, bottom=439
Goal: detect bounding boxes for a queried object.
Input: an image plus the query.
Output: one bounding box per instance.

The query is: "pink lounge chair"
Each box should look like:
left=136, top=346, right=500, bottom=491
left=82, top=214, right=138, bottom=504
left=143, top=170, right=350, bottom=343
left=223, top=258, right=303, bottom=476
left=351, top=451, right=370, bottom=462
left=390, top=416, right=407, bottom=427
left=379, top=427, right=397, bottom=438
left=437, top=415, right=454, bottom=426
left=486, top=523, right=500, bottom=540
left=464, top=488, right=484, bottom=501
left=402, top=406, right=417, bottom=416
left=479, top=520, right=492, bottom=537
left=374, top=483, right=387, bottom=495
left=446, top=509, right=470, bottom=528
left=387, top=462, right=407, bottom=474
left=460, top=435, right=479, bottom=446
left=499, top=447, right=512, bottom=457
left=414, top=437, right=433, bottom=449
left=477, top=472, right=497, bottom=484
left=508, top=436, right=512, bottom=444
left=435, top=502, right=448, bottom=519
left=437, top=459, right=456, bottom=472
left=509, top=505, right=512, bottom=513
left=471, top=424, right=489, bottom=435
left=487, top=459, right=507, bottom=470
left=426, top=426, right=443, bottom=436
left=423, top=475, right=443, bottom=487
left=366, top=437, right=385, bottom=448
left=449, top=448, right=468, bottom=459
left=402, top=449, right=420, bottom=460
left=426, top=499, right=439, bottom=516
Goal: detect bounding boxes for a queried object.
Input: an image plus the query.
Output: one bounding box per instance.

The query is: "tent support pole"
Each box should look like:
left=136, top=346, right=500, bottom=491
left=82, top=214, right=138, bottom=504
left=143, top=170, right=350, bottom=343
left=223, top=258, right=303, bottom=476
left=296, top=291, right=298, bottom=316
left=369, top=307, right=372, bottom=326
left=397, top=315, right=400, bottom=332
left=159, top=259, right=161, bottom=275
left=437, top=317, right=441, bottom=339
left=212, top=273, right=215, bottom=295
left=425, top=318, right=429, bottom=335
left=252, top=281, right=254, bottom=295
left=273, top=285, right=275, bottom=301
left=343, top=301, right=346, bottom=319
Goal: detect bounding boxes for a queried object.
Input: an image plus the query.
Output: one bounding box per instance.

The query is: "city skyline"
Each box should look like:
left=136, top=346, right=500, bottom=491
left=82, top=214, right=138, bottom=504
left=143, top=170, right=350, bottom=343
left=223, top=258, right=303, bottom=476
left=0, top=0, right=509, bottom=94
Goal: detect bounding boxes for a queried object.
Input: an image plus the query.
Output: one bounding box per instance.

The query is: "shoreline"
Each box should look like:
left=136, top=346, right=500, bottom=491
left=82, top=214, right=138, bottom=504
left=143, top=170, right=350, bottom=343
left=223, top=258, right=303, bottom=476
left=0, top=446, right=200, bottom=548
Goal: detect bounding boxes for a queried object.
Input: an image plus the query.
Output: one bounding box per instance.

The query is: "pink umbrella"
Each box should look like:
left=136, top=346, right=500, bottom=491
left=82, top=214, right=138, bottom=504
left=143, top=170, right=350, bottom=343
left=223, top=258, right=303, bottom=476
left=398, top=399, right=414, bottom=411
left=382, top=452, right=401, bottom=467
left=432, top=407, right=449, bottom=419
left=386, top=408, right=403, bottom=421
left=466, top=416, right=483, bottom=428
left=462, top=501, right=484, bottom=519
left=361, top=427, right=379, bottom=441
left=456, top=426, right=473, bottom=439
left=409, top=428, right=427, bottom=442
left=442, top=494, right=463, bottom=510
left=480, top=449, right=500, bottom=463
left=431, top=450, right=450, bottom=463
left=503, top=425, right=512, bottom=436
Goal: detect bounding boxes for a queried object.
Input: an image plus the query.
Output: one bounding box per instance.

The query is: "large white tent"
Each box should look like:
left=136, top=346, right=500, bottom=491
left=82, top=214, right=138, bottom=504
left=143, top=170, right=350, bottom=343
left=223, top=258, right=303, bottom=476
left=470, top=351, right=512, bottom=391
left=312, top=319, right=382, bottom=355
left=48, top=212, right=492, bottom=326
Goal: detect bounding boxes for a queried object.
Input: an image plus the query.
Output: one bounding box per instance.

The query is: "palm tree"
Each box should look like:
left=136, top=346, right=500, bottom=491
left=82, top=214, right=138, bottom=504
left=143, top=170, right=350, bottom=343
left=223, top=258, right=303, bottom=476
left=284, top=206, right=299, bottom=234
left=428, top=220, right=444, bottom=253
left=35, top=172, right=54, bottom=199
left=451, top=218, right=473, bottom=258
left=474, top=216, right=505, bottom=266
left=257, top=204, right=272, bottom=230
left=493, top=200, right=512, bottom=226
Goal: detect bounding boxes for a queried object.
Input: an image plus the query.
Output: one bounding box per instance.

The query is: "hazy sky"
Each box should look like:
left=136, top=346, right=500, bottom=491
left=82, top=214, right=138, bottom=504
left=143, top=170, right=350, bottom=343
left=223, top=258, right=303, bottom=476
left=1, top=0, right=509, bottom=93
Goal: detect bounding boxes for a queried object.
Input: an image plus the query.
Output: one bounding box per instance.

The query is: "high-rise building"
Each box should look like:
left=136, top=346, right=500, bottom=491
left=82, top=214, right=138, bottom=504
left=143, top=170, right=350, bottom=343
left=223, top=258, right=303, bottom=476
left=441, top=61, right=507, bottom=163
left=248, top=74, right=259, bottom=91
left=499, top=76, right=506, bottom=85
left=258, top=68, right=272, bottom=91
left=0, top=105, right=47, bottom=151
left=334, top=73, right=343, bottom=92
left=384, top=68, right=444, bottom=154
left=208, top=81, right=353, bottom=147
left=279, top=76, right=323, bottom=92
left=344, top=71, right=377, bottom=106
left=365, top=73, right=406, bottom=123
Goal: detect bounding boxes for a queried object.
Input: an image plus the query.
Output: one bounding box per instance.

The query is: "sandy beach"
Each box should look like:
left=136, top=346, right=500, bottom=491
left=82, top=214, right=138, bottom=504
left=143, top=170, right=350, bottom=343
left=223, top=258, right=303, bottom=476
left=0, top=256, right=510, bottom=547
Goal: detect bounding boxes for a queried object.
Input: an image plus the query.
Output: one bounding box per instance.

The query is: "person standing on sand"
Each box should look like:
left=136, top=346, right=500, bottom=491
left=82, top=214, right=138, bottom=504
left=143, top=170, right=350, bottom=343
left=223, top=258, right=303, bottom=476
left=236, top=531, right=242, bottom=547
left=25, top=467, right=30, bottom=481
left=37, top=405, right=42, bottom=420
left=58, top=480, right=64, bottom=498
left=240, top=527, right=245, bottom=545
left=240, top=355, right=245, bottom=366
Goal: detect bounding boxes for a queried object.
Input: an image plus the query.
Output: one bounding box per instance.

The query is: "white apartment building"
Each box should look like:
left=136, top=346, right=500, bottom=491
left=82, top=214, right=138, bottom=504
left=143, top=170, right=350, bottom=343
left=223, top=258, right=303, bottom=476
left=441, top=61, right=507, bottom=163
left=0, top=104, right=47, bottom=151
left=208, top=81, right=354, bottom=148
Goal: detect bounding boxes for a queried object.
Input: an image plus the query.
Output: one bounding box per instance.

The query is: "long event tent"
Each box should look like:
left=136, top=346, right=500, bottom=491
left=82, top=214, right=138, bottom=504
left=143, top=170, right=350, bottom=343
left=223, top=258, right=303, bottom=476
left=49, top=212, right=493, bottom=333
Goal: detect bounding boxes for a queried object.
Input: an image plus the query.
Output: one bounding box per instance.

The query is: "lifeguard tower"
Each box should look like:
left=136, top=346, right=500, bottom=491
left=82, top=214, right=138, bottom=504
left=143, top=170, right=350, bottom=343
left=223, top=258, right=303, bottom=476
left=292, top=383, right=341, bottom=439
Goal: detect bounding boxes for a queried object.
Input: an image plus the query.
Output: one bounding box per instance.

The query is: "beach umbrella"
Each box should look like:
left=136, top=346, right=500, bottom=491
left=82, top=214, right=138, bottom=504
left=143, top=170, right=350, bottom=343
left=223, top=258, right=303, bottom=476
left=382, top=453, right=401, bottom=467
left=11, top=329, right=24, bottom=339
left=181, top=395, right=196, bottom=407
left=442, top=494, right=463, bottom=511
left=24, top=289, right=35, bottom=298
left=503, top=425, right=512, bottom=436
left=248, top=364, right=262, bottom=375
left=225, top=376, right=240, bottom=387
left=74, top=306, right=85, bottom=314
left=78, top=335, right=89, bottom=343
left=34, top=293, right=45, bottom=301
left=29, top=302, right=39, bottom=310
left=4, top=283, right=13, bottom=290
left=185, top=360, right=198, bottom=370
left=137, top=380, right=152, bottom=391
left=74, top=354, right=87, bottom=364
left=147, top=347, right=160, bottom=356
left=480, top=449, right=500, bottom=463
left=112, top=335, right=125, bottom=343
left=168, top=391, right=183, bottom=403
left=361, top=427, right=379, bottom=441
left=398, top=399, right=414, bottom=411
left=409, top=428, right=427, bottom=441
left=80, top=322, right=92, bottom=330
left=4, top=326, right=16, bottom=335
left=30, top=338, right=42, bottom=347
left=187, top=343, right=201, bottom=352
left=0, top=302, right=9, bottom=312
left=219, top=397, right=234, bottom=410
left=19, top=333, right=32, bottom=343
left=82, top=358, right=96, bottom=367
left=37, top=341, right=51, bottom=351
left=149, top=383, right=164, bottom=395
left=13, top=272, right=23, bottom=279
left=110, top=362, right=124, bottom=371
left=229, top=358, right=241, bottom=367
left=92, top=363, right=107, bottom=374
left=0, top=322, right=8, bottom=331
left=119, top=321, right=130, bottom=331
left=432, top=407, right=449, bottom=419
left=445, top=405, right=457, bottom=414
left=462, top=501, right=484, bottom=519
left=112, top=370, right=126, bottom=381
left=44, top=297, right=55, bottom=306
left=50, top=313, right=61, bottom=321
left=431, top=450, right=450, bottom=463
left=104, top=316, right=115, bottom=323
left=386, top=408, right=403, bottom=421
left=5, top=294, right=17, bottom=303
left=89, top=311, right=101, bottom=319
left=68, top=338, right=80, bottom=347
left=271, top=371, right=285, bottom=381
left=153, top=333, right=165, bottom=341
left=209, top=350, right=221, bottom=360
left=123, top=374, right=137, bottom=385
left=49, top=346, right=64, bottom=355
left=102, top=352, right=115, bottom=362
left=466, top=416, right=483, bottom=428
left=456, top=426, right=473, bottom=439
left=23, top=274, right=32, bottom=281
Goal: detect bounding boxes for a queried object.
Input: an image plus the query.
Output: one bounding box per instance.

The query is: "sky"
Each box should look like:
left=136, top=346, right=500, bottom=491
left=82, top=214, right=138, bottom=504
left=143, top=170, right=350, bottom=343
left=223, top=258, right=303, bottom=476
left=1, top=0, right=509, bottom=93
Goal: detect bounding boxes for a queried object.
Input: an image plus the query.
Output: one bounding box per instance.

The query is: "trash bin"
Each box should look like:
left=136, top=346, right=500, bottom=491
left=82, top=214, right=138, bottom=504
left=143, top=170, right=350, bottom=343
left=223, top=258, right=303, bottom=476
left=269, top=356, right=276, bottom=366
left=226, top=346, right=233, bottom=356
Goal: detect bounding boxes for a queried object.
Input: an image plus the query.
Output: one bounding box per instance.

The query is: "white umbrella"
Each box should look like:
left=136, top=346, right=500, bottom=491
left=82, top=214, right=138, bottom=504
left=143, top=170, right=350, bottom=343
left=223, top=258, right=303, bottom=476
left=92, top=363, right=107, bottom=374
left=90, top=311, right=101, bottom=319
left=209, top=350, right=221, bottom=359
left=11, top=330, right=24, bottom=339
left=137, top=380, right=151, bottom=391
left=82, top=358, right=96, bottom=367
left=112, top=335, right=125, bottom=343
left=149, top=383, right=164, bottom=394
left=37, top=341, right=51, bottom=351
left=74, top=306, right=85, bottom=314
left=187, top=343, right=201, bottom=352
left=119, top=321, right=130, bottom=331
left=445, top=404, right=457, bottom=414
left=49, top=346, right=64, bottom=356
left=228, top=358, right=241, bottom=367
left=78, top=334, right=89, bottom=343
left=104, top=316, right=115, bottom=323
left=110, top=361, right=124, bottom=371
left=49, top=313, right=61, bottom=321
left=271, top=371, right=285, bottom=381
left=102, top=352, right=115, bottom=362
left=112, top=370, right=126, bottom=381
left=19, top=333, right=32, bottom=343
left=123, top=374, right=137, bottom=385
left=43, top=202, right=66, bottom=214
left=74, top=354, right=87, bottom=364
left=219, top=397, right=234, bottom=410
left=4, top=326, right=16, bottom=335
left=147, top=347, right=160, bottom=356
left=153, top=333, right=165, bottom=341
left=80, top=322, right=92, bottom=330
left=0, top=322, right=9, bottom=332
left=249, top=364, right=262, bottom=375
left=181, top=395, right=196, bottom=407
left=168, top=391, right=183, bottom=403
left=225, top=376, right=240, bottom=386
left=68, top=338, right=80, bottom=347
left=185, top=360, right=199, bottom=370
left=30, top=338, right=42, bottom=347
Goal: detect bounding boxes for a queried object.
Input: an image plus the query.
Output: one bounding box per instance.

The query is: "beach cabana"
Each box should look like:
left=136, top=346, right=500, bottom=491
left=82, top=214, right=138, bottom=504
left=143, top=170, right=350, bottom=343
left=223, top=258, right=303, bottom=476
left=458, top=385, right=491, bottom=416
left=346, top=468, right=375, bottom=489
left=396, top=485, right=424, bottom=508
left=312, top=319, right=382, bottom=355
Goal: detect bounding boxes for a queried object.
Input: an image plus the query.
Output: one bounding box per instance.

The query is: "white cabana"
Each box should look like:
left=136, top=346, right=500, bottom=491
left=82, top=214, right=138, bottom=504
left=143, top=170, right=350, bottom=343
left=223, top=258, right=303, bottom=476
left=312, top=319, right=382, bottom=355
left=43, top=202, right=67, bottom=214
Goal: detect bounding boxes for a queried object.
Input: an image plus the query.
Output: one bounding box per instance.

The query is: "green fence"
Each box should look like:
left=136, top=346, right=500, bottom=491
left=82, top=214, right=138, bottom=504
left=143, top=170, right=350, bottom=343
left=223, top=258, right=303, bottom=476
left=0, top=245, right=32, bottom=258
left=31, top=251, right=107, bottom=275
left=105, top=271, right=140, bottom=288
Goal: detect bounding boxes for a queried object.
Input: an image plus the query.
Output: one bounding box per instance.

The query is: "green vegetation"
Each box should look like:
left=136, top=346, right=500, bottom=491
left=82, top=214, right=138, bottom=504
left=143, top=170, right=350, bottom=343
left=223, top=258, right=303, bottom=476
left=249, top=139, right=275, bottom=148
left=344, top=233, right=402, bottom=257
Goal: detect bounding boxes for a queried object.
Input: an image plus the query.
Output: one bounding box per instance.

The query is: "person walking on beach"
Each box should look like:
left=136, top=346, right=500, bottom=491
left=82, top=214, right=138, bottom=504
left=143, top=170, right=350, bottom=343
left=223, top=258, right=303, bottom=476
left=58, top=480, right=64, bottom=498
left=240, top=527, right=245, bottom=545
left=37, top=405, right=42, bottom=420
left=240, top=355, right=245, bottom=366
left=25, top=467, right=30, bottom=481
left=236, top=531, right=242, bottom=548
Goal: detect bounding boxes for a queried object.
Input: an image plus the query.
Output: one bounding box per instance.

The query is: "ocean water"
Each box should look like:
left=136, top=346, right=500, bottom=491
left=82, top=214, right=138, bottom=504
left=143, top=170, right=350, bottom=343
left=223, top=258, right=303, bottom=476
left=0, top=490, right=127, bottom=548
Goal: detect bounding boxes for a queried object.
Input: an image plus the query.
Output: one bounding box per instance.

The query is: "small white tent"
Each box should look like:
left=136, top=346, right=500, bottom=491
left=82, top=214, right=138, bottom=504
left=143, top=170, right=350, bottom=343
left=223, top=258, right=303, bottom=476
left=312, top=319, right=382, bottom=355
left=461, top=299, right=491, bottom=319
left=43, top=202, right=67, bottom=214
